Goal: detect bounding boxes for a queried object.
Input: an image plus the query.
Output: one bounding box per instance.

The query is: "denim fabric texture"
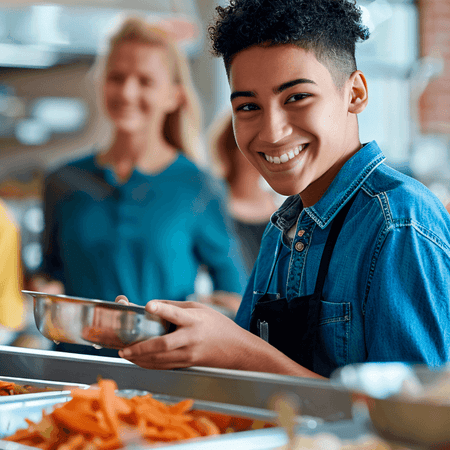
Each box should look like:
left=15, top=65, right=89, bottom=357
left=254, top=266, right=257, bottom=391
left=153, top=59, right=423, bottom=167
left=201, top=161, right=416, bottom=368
left=235, top=141, right=450, bottom=377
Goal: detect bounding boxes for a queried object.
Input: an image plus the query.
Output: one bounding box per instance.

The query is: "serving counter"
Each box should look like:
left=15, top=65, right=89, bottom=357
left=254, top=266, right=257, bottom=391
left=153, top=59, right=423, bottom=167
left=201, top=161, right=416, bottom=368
left=1, top=346, right=433, bottom=449
left=0, top=345, right=352, bottom=421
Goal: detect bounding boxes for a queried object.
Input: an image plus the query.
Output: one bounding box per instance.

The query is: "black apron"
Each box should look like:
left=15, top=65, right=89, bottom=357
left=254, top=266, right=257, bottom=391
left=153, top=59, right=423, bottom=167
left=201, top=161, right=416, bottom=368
left=249, top=195, right=356, bottom=372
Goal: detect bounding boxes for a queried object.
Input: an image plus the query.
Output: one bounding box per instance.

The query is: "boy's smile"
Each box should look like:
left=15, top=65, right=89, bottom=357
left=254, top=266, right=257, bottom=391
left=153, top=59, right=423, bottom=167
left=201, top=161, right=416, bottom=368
left=229, top=44, right=365, bottom=204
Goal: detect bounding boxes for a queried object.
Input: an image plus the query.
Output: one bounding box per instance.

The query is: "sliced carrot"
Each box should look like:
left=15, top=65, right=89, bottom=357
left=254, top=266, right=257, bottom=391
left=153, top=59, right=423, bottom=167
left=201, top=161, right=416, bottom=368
left=91, top=435, right=122, bottom=450
left=171, top=422, right=202, bottom=439
left=5, top=378, right=273, bottom=449
left=98, top=379, right=120, bottom=438
left=58, top=433, right=86, bottom=450
left=168, top=398, right=194, bottom=414
left=71, top=387, right=101, bottom=400
left=193, top=411, right=233, bottom=432
left=52, top=407, right=111, bottom=437
left=191, top=416, right=221, bottom=436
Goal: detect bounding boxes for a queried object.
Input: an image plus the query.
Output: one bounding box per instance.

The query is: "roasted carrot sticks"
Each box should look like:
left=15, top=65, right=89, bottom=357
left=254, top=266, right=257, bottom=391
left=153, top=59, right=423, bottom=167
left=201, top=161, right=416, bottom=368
left=4, top=379, right=231, bottom=449
left=0, top=380, right=54, bottom=396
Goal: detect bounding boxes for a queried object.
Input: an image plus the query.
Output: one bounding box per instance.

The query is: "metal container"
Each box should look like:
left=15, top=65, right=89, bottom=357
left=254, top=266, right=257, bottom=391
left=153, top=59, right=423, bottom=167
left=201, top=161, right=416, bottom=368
left=0, top=388, right=390, bottom=450
left=0, top=376, right=89, bottom=404
left=23, top=290, right=169, bottom=349
left=332, top=362, right=450, bottom=448
left=0, top=389, right=286, bottom=450
left=0, top=392, right=73, bottom=438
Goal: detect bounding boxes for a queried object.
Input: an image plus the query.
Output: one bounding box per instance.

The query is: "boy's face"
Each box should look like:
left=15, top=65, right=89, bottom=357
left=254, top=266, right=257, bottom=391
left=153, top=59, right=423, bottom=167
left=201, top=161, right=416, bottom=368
left=229, top=44, right=362, bottom=202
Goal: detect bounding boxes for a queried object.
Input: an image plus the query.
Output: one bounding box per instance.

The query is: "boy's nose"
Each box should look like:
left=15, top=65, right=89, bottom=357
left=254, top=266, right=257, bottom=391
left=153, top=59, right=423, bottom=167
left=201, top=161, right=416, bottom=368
left=258, top=108, right=292, bottom=143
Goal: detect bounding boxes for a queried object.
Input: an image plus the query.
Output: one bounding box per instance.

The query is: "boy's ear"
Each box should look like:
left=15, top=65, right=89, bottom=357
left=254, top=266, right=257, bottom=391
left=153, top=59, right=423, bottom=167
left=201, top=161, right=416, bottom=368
left=347, top=70, right=368, bottom=114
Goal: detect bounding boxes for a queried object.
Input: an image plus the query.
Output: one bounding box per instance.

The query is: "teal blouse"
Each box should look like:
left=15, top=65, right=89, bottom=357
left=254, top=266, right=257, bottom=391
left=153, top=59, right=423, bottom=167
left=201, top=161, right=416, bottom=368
left=42, top=153, right=247, bottom=306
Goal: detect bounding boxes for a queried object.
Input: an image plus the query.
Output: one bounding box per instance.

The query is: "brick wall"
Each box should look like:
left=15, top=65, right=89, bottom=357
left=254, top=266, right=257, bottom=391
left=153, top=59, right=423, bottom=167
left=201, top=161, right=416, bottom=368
left=418, top=0, right=450, bottom=134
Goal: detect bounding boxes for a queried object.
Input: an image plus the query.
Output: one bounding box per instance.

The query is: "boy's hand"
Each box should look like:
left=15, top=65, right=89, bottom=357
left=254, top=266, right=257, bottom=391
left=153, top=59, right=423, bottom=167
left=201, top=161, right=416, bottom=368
left=118, top=300, right=249, bottom=370
left=115, top=295, right=132, bottom=306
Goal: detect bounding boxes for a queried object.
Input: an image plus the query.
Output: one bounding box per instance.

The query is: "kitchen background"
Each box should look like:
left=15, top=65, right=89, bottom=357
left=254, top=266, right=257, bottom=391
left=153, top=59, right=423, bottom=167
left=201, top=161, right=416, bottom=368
left=0, top=0, right=448, bottom=279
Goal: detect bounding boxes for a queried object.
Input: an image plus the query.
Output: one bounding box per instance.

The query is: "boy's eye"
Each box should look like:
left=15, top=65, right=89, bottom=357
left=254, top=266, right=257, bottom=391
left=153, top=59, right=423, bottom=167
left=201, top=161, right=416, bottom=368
left=285, top=93, right=311, bottom=103
left=236, top=103, right=259, bottom=112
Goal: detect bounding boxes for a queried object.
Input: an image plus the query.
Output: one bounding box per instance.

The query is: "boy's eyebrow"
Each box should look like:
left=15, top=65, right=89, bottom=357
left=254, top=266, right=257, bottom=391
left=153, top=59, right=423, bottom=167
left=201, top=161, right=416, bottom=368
left=274, top=78, right=317, bottom=94
left=230, top=78, right=317, bottom=102
left=230, top=90, right=255, bottom=102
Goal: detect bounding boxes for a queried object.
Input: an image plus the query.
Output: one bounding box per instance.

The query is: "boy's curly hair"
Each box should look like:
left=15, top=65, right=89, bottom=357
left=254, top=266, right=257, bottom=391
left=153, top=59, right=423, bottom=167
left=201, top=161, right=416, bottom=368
left=209, top=0, right=369, bottom=87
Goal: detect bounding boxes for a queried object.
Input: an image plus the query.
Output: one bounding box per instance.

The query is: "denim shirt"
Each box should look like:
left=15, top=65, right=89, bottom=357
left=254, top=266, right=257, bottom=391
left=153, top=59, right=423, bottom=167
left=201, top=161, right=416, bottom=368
left=235, top=141, right=450, bottom=377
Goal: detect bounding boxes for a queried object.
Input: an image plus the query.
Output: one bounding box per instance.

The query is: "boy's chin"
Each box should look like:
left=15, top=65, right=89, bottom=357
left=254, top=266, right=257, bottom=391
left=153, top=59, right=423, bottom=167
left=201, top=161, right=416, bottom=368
left=261, top=177, right=302, bottom=197
left=266, top=181, right=301, bottom=197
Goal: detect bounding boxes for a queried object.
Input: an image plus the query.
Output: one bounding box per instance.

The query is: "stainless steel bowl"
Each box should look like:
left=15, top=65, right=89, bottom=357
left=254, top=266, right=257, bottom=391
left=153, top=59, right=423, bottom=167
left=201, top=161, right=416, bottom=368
left=23, top=290, right=170, bottom=349
left=332, top=363, right=450, bottom=448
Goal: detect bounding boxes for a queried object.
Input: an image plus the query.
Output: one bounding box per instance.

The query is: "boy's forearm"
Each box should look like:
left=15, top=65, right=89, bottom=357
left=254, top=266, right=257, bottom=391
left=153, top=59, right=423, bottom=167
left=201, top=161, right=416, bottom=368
left=228, top=331, right=326, bottom=379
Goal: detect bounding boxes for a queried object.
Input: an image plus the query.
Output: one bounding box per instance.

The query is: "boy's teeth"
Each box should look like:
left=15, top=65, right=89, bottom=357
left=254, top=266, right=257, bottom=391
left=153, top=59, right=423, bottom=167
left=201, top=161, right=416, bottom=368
left=264, top=145, right=305, bottom=164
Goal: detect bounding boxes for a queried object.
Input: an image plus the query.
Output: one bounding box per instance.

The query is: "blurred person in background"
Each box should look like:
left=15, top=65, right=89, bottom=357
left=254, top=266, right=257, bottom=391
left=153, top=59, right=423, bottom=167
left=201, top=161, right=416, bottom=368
left=0, top=200, right=50, bottom=349
left=30, top=16, right=247, bottom=355
left=208, top=110, right=281, bottom=275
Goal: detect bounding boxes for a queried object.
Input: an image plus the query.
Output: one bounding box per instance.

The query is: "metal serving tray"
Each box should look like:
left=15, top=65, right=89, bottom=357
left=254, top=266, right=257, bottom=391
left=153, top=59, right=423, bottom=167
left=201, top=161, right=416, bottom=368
left=0, top=392, right=73, bottom=438
left=0, top=390, right=404, bottom=450
left=0, top=346, right=352, bottom=422
left=0, top=389, right=287, bottom=450
left=0, top=376, right=89, bottom=404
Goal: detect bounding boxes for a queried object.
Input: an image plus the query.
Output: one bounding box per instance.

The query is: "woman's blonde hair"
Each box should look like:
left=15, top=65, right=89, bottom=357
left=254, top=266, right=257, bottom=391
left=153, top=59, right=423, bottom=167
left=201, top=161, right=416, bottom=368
left=92, top=16, right=203, bottom=162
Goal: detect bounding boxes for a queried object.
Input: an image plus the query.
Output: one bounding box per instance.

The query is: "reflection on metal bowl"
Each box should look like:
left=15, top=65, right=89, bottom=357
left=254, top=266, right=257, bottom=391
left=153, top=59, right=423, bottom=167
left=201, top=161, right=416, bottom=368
left=23, top=290, right=169, bottom=350
left=332, top=363, right=450, bottom=448
left=367, top=395, right=450, bottom=447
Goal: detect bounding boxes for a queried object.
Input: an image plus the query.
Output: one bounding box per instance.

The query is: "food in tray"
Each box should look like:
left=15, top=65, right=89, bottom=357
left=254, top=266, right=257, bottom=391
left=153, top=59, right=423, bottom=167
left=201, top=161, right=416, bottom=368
left=0, top=380, right=55, bottom=396
left=5, top=378, right=272, bottom=449
left=399, top=372, right=450, bottom=405
left=271, top=392, right=414, bottom=450
left=282, top=433, right=413, bottom=450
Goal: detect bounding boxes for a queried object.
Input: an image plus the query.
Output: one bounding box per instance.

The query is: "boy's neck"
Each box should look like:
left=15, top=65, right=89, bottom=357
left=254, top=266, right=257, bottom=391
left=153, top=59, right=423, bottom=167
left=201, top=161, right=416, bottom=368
left=300, top=141, right=363, bottom=208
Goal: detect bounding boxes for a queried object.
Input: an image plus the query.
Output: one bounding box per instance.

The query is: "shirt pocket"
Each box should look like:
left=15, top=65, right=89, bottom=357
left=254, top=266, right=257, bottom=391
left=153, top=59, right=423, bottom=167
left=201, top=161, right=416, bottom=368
left=315, top=300, right=351, bottom=376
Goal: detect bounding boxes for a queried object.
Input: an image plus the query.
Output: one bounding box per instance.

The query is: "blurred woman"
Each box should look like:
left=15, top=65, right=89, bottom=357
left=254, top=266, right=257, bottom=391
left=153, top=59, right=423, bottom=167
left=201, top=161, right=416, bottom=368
left=0, top=201, right=51, bottom=349
left=31, top=17, right=247, bottom=354
left=0, top=201, right=25, bottom=341
left=208, top=111, right=282, bottom=273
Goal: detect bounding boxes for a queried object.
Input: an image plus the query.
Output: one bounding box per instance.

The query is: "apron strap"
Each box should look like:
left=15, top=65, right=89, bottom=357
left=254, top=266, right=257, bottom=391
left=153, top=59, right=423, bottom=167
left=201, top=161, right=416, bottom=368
left=313, top=194, right=357, bottom=295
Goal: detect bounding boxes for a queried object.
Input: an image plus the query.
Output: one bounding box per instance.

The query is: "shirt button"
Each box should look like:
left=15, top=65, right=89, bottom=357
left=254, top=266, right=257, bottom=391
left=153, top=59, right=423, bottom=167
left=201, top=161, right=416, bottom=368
left=297, top=229, right=306, bottom=237
left=295, top=241, right=305, bottom=252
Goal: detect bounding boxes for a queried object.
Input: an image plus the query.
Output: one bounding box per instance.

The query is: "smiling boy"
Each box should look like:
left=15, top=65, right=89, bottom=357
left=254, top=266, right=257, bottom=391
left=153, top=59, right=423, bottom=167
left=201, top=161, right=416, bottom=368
left=118, top=0, right=450, bottom=378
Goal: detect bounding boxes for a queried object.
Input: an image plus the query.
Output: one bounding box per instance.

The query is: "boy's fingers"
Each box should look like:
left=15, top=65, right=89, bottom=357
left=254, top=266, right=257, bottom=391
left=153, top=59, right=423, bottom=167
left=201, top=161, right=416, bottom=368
left=145, top=300, right=203, bottom=325
left=148, top=299, right=205, bottom=309
left=119, top=347, right=193, bottom=370
left=119, top=327, right=191, bottom=359
left=115, top=295, right=129, bottom=305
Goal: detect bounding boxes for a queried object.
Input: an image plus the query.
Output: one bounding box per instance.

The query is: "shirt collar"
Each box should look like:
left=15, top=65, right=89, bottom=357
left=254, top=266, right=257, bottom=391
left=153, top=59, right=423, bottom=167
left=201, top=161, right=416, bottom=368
left=271, top=141, right=385, bottom=232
